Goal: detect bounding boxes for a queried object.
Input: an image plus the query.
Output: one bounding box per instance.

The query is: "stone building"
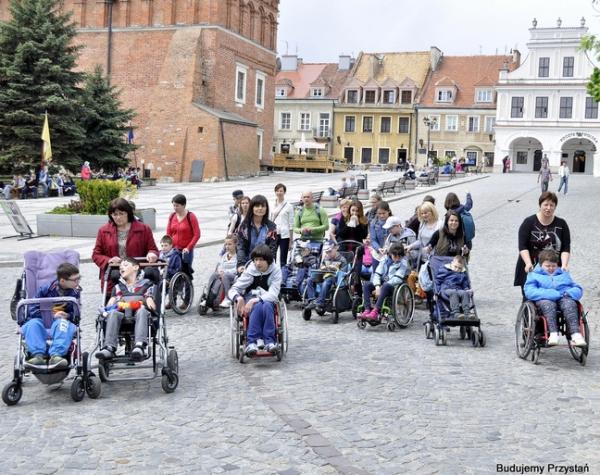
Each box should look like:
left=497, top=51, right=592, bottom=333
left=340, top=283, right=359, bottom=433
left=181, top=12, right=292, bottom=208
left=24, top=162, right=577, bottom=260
left=0, top=0, right=280, bottom=182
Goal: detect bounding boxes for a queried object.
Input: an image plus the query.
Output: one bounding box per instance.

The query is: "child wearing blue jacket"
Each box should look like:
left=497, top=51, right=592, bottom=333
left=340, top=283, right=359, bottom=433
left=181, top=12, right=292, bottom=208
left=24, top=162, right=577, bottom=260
left=160, top=235, right=183, bottom=279
left=361, top=243, right=408, bottom=319
left=524, top=249, right=585, bottom=347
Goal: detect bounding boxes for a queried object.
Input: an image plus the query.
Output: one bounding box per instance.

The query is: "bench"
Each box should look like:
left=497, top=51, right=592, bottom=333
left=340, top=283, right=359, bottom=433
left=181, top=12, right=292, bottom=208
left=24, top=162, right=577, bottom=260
left=375, top=179, right=400, bottom=197
left=438, top=173, right=452, bottom=182
left=140, top=178, right=157, bottom=187
left=337, top=184, right=359, bottom=199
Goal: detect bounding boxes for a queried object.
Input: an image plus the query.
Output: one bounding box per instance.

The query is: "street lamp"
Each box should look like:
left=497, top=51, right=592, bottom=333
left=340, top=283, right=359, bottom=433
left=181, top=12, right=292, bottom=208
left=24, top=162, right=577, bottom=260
left=423, top=116, right=438, bottom=165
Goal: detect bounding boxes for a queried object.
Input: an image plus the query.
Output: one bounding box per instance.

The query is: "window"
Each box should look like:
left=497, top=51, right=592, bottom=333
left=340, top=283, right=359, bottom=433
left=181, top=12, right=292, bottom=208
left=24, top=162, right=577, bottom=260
left=345, top=116, right=356, bottom=133
left=235, top=64, right=247, bottom=103
left=364, top=90, right=376, bottom=104
left=347, top=90, right=358, bottom=103
left=437, top=89, right=453, bottom=102
left=311, top=88, right=323, bottom=97
left=516, top=151, right=528, bottom=165
left=398, top=117, right=410, bottom=134
left=343, top=147, right=354, bottom=163
left=361, top=148, right=372, bottom=164
left=535, top=97, right=548, bottom=118
left=559, top=97, right=573, bottom=119
left=383, top=90, right=395, bottom=104
left=255, top=72, right=265, bottom=108
left=276, top=88, right=287, bottom=97
left=280, top=143, right=290, bottom=154
left=538, top=57, right=550, bottom=77
left=362, top=116, right=373, bottom=133
left=378, top=148, right=390, bottom=164
left=466, top=151, right=478, bottom=166
left=562, top=57, right=574, bottom=77
left=318, top=113, right=330, bottom=137
left=511, top=97, right=524, bottom=118
left=476, top=89, right=493, bottom=103
left=445, top=115, right=458, bottom=131
left=467, top=116, right=479, bottom=133
left=401, top=90, right=412, bottom=104
left=445, top=150, right=456, bottom=159
left=280, top=112, right=291, bottom=130
left=299, top=112, right=311, bottom=130
left=585, top=97, right=599, bottom=119
left=380, top=117, right=391, bottom=133
left=484, top=116, right=495, bottom=133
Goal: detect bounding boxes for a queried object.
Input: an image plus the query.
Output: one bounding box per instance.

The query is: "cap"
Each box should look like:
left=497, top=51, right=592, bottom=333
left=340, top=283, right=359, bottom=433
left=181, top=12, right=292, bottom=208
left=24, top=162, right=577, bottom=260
left=232, top=190, right=244, bottom=199
left=383, top=216, right=403, bottom=230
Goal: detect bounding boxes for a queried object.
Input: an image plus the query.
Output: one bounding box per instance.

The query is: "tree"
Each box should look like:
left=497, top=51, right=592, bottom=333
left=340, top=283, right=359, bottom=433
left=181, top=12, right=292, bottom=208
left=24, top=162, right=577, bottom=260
left=581, top=34, right=600, bottom=102
left=0, top=0, right=85, bottom=173
left=79, top=66, right=136, bottom=172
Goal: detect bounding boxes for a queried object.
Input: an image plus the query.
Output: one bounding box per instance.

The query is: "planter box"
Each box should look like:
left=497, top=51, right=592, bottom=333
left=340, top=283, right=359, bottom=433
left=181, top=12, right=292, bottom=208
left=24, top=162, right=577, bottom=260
left=320, top=195, right=339, bottom=208
left=455, top=172, right=465, bottom=179
left=357, top=189, right=369, bottom=201
left=438, top=174, right=452, bottom=182
left=404, top=180, right=416, bottom=190
left=36, top=208, right=156, bottom=238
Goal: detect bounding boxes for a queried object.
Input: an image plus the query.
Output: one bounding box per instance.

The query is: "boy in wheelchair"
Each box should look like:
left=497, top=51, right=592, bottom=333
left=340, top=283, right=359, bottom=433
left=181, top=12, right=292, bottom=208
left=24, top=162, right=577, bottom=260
left=96, top=257, right=157, bottom=361
left=360, top=243, right=408, bottom=319
left=22, top=263, right=81, bottom=370
left=160, top=235, right=183, bottom=280
left=524, top=250, right=585, bottom=347
left=304, top=240, right=348, bottom=315
left=228, top=245, right=282, bottom=357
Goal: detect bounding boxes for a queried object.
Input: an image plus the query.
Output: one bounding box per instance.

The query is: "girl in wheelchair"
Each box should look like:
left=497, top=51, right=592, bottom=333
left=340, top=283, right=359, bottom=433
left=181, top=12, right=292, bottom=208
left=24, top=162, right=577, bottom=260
left=524, top=249, right=585, bottom=347
left=228, top=245, right=282, bottom=357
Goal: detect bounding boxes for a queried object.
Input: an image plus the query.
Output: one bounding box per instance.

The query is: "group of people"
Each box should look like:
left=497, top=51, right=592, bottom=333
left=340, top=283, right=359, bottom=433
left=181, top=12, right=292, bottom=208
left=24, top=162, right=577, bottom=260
left=1, top=166, right=77, bottom=200
left=81, top=162, right=144, bottom=188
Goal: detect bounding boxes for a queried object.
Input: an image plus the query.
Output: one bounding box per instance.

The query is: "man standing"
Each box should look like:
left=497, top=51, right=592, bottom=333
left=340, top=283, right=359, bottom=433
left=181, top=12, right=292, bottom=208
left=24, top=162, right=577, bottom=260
left=293, top=191, right=329, bottom=241
left=537, top=163, right=553, bottom=192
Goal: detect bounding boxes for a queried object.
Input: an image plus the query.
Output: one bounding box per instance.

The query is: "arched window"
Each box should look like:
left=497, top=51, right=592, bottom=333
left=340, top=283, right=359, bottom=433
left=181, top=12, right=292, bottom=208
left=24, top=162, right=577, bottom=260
left=248, top=2, right=256, bottom=42
left=258, top=6, right=266, bottom=46
left=268, top=13, right=277, bottom=50
left=239, top=1, right=247, bottom=36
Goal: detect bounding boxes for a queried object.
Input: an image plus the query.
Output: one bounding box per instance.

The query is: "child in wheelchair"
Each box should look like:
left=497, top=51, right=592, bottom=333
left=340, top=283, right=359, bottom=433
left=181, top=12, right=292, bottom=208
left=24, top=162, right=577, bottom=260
left=96, top=257, right=157, bottom=361
left=160, top=235, right=183, bottom=280
left=22, top=263, right=81, bottom=370
left=216, top=235, right=239, bottom=308
left=437, top=255, right=474, bottom=320
left=304, top=240, right=348, bottom=315
left=228, top=245, right=282, bottom=357
left=524, top=249, right=585, bottom=347
left=360, top=243, right=408, bottom=319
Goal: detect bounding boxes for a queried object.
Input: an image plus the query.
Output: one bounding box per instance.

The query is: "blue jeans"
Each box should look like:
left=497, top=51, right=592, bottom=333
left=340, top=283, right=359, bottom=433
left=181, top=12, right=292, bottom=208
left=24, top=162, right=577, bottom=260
left=22, top=318, right=76, bottom=357
left=247, top=301, right=276, bottom=345
left=558, top=176, right=568, bottom=194
left=305, top=276, right=335, bottom=306
left=362, top=282, right=395, bottom=310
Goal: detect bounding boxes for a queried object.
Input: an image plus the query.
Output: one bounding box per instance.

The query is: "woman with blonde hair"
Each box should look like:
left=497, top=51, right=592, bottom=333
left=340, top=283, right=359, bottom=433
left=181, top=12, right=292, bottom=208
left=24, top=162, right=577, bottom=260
left=406, top=201, right=441, bottom=262
left=329, top=198, right=353, bottom=241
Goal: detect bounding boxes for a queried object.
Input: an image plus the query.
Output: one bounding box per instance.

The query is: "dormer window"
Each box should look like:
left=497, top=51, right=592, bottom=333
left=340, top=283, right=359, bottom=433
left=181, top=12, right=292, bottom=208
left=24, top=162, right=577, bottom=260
left=401, top=90, right=412, bottom=104
left=346, top=89, right=359, bottom=103
left=311, top=88, right=323, bottom=97
left=276, top=88, right=287, bottom=97
left=436, top=89, right=453, bottom=102
left=476, top=89, right=493, bottom=103
left=364, top=90, right=377, bottom=104
left=382, top=90, right=395, bottom=104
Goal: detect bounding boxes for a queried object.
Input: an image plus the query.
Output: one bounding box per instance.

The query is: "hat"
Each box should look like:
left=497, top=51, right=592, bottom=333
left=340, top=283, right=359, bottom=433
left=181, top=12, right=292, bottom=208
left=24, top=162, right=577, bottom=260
left=323, top=240, right=338, bottom=252
left=232, top=190, right=244, bottom=199
left=383, top=216, right=403, bottom=229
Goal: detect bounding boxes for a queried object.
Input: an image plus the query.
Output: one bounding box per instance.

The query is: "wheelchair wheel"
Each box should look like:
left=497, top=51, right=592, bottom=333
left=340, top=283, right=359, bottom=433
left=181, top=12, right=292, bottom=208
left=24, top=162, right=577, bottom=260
left=70, top=377, right=85, bottom=402
left=161, top=372, right=179, bottom=393
left=169, top=272, right=194, bottom=315
left=85, top=372, right=102, bottom=399
left=424, top=322, right=433, bottom=339
left=568, top=316, right=590, bottom=366
left=302, top=307, right=312, bottom=321
left=279, top=301, right=289, bottom=354
left=434, top=326, right=441, bottom=346
left=471, top=329, right=479, bottom=348
left=515, top=302, right=536, bottom=360
left=229, top=306, right=241, bottom=359
left=459, top=326, right=466, bottom=340
left=2, top=381, right=22, bottom=406
left=393, top=284, right=415, bottom=328
left=351, top=297, right=361, bottom=319
left=197, top=286, right=208, bottom=315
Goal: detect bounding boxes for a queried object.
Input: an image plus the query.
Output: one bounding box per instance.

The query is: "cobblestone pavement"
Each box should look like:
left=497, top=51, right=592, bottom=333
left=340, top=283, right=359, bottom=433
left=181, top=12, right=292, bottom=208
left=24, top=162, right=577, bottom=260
left=0, top=173, right=598, bottom=474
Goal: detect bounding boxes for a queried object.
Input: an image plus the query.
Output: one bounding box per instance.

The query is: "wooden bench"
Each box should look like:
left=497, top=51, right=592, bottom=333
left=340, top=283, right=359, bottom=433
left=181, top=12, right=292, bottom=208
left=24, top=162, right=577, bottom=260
left=394, top=176, right=407, bottom=192
left=337, top=184, right=359, bottom=199
left=375, top=179, right=399, bottom=196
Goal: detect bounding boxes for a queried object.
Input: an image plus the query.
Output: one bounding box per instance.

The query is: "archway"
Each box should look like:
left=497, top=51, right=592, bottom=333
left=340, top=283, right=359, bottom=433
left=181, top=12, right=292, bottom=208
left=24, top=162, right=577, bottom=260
left=561, top=137, right=596, bottom=175
left=508, top=137, right=544, bottom=172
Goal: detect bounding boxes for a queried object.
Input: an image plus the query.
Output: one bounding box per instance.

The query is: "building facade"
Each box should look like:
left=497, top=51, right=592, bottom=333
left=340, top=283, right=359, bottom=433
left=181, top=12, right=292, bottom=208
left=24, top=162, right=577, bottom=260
left=0, top=0, right=280, bottom=182
left=416, top=54, right=518, bottom=169
left=495, top=19, right=600, bottom=175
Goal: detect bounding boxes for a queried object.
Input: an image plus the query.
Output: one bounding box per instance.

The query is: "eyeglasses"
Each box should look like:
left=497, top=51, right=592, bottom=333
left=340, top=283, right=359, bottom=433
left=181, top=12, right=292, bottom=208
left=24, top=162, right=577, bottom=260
left=67, top=276, right=82, bottom=282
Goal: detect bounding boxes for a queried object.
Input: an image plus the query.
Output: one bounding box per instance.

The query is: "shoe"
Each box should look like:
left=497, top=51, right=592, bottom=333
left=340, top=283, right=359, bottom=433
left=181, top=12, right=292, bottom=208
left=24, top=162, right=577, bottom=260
left=315, top=304, right=325, bottom=316
left=130, top=344, right=145, bottom=362
left=219, top=298, right=231, bottom=308
left=547, top=332, right=559, bottom=346
left=95, top=347, right=115, bottom=360
left=48, top=355, right=68, bottom=369
left=570, top=333, right=587, bottom=347
left=359, top=308, right=372, bottom=318
left=305, top=300, right=317, bottom=311
left=257, top=339, right=265, bottom=350
left=456, top=313, right=465, bottom=320
left=368, top=308, right=380, bottom=320
left=468, top=311, right=477, bottom=320
left=25, top=354, right=47, bottom=367
left=245, top=343, right=258, bottom=357
left=265, top=342, right=278, bottom=354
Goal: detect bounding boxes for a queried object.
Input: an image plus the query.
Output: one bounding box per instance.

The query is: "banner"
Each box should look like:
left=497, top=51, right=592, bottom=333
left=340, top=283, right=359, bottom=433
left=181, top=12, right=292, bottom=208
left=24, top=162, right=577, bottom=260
left=41, top=112, right=52, bottom=163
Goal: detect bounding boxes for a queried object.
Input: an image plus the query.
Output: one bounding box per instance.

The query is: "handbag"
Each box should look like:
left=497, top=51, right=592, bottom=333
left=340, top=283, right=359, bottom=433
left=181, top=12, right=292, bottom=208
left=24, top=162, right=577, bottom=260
left=418, top=261, right=433, bottom=292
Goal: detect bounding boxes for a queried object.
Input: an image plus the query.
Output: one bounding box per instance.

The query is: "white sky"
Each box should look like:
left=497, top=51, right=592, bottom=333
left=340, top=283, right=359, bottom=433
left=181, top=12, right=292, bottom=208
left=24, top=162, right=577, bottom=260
left=277, top=0, right=600, bottom=61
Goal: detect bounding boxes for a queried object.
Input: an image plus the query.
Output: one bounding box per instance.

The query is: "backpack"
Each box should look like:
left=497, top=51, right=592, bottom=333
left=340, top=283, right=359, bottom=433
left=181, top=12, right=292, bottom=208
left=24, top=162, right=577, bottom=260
left=169, top=211, right=193, bottom=230
left=460, top=210, right=475, bottom=242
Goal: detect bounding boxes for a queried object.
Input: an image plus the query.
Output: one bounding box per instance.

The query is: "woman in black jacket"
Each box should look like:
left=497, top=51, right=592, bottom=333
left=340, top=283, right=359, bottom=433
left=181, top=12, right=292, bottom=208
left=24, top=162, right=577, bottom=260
left=427, top=211, right=471, bottom=257
left=336, top=200, right=369, bottom=252
left=236, top=194, right=278, bottom=272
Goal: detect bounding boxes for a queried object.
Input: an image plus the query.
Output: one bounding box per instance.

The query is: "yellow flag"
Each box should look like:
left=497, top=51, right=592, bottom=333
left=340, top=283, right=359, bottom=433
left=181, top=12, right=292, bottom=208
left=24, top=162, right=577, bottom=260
left=41, top=112, right=52, bottom=163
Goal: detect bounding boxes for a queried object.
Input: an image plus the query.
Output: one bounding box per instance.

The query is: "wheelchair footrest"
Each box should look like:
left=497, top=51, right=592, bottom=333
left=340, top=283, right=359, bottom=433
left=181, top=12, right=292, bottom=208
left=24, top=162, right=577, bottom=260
left=441, top=318, right=480, bottom=327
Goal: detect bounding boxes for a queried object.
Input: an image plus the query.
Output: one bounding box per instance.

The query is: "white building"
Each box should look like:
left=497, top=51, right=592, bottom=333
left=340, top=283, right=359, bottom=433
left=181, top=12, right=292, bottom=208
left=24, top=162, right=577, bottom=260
left=495, top=18, right=600, bottom=175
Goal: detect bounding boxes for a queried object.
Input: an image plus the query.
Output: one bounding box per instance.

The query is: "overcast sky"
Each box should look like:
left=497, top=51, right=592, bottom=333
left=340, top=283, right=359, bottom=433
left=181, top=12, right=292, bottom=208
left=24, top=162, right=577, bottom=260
left=277, top=0, right=600, bottom=62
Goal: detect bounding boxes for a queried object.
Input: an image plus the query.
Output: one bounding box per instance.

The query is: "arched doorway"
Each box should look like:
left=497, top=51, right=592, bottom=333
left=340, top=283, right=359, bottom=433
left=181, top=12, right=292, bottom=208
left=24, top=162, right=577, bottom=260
left=509, top=137, right=544, bottom=172
left=561, top=138, right=596, bottom=175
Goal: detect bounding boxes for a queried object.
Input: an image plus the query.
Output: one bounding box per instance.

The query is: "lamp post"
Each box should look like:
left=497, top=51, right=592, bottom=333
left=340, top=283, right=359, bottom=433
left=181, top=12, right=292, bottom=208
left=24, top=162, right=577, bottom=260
left=423, top=116, right=437, bottom=166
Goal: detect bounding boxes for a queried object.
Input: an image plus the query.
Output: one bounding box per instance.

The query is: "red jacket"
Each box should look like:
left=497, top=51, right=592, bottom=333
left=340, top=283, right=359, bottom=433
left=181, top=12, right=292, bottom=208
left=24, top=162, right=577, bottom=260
left=166, top=211, right=201, bottom=251
left=92, top=220, right=159, bottom=279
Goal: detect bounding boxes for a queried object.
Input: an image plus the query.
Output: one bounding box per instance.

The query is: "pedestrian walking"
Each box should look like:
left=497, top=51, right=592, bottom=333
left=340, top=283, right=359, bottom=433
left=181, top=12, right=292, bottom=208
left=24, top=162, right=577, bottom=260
left=166, top=194, right=201, bottom=276
left=537, top=163, right=553, bottom=192
left=557, top=161, right=570, bottom=195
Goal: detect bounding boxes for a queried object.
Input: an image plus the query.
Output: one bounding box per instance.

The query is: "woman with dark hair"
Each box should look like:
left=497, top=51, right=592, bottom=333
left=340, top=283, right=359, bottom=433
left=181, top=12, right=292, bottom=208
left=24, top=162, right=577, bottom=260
left=236, top=194, right=278, bottom=272
left=92, top=198, right=159, bottom=288
left=514, top=192, right=570, bottom=295
left=227, top=195, right=250, bottom=236
left=336, top=200, right=369, bottom=251
left=426, top=211, right=471, bottom=257
left=166, top=194, right=201, bottom=274
left=444, top=191, right=473, bottom=214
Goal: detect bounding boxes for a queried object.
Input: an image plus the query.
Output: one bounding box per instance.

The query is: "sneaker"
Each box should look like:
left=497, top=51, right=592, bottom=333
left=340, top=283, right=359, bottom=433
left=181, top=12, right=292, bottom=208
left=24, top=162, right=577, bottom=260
left=219, top=298, right=231, bottom=308
left=547, top=332, right=560, bottom=346
left=48, top=355, right=68, bottom=369
left=245, top=343, right=258, bottom=357
left=359, top=308, right=372, bottom=318
left=265, top=342, right=278, bottom=354
left=257, top=339, right=265, bottom=350
left=95, top=347, right=115, bottom=360
left=570, top=333, right=587, bottom=347
left=456, top=313, right=465, bottom=320
left=315, top=304, right=326, bottom=316
left=305, top=300, right=317, bottom=311
left=25, top=354, right=47, bottom=367
left=368, top=308, right=380, bottom=320
left=130, top=344, right=145, bottom=362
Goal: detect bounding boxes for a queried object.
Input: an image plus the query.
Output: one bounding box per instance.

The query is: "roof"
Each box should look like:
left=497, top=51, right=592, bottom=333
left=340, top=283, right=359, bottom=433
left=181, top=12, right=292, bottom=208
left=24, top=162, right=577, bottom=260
left=419, top=55, right=517, bottom=108
left=352, top=52, right=432, bottom=89
left=275, top=63, right=327, bottom=98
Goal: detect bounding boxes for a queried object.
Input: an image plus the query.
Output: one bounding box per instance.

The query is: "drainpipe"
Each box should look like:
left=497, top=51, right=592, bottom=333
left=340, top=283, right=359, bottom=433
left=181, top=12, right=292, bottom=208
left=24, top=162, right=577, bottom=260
left=106, top=0, right=115, bottom=85
left=220, top=119, right=229, bottom=180
left=414, top=107, right=419, bottom=167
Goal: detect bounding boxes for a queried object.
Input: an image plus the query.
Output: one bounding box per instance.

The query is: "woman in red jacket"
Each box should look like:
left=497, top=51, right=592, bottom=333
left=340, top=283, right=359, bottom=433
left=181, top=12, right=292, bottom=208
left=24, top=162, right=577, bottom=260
left=92, top=198, right=159, bottom=290
left=166, top=194, right=201, bottom=275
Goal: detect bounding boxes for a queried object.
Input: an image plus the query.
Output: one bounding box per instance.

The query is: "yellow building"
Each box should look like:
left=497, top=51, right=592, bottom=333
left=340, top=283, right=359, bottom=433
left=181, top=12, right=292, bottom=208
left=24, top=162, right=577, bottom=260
left=332, top=49, right=440, bottom=168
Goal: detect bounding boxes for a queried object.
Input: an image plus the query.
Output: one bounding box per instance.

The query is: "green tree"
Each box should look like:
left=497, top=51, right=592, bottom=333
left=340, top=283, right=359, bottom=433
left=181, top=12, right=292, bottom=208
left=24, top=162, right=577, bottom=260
left=581, top=34, right=600, bottom=102
left=79, top=66, right=136, bottom=172
left=0, top=0, right=85, bottom=173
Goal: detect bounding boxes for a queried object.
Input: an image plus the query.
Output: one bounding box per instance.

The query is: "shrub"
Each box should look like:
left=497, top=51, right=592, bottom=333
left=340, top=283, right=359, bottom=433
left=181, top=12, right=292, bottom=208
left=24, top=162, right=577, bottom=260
left=48, top=179, right=136, bottom=215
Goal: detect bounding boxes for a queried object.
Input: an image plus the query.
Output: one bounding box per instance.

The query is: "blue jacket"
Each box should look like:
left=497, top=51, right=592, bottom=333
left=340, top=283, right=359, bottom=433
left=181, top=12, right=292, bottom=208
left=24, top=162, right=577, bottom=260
left=373, top=256, right=408, bottom=287
left=161, top=248, right=182, bottom=279
left=451, top=192, right=473, bottom=215
left=26, top=280, right=80, bottom=324
left=369, top=218, right=388, bottom=251
left=524, top=265, right=583, bottom=302
left=437, top=266, right=470, bottom=294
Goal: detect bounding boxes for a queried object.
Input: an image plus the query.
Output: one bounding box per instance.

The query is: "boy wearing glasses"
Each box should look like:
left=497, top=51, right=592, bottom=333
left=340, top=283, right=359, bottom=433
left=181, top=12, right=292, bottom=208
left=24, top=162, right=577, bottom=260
left=22, top=263, right=81, bottom=369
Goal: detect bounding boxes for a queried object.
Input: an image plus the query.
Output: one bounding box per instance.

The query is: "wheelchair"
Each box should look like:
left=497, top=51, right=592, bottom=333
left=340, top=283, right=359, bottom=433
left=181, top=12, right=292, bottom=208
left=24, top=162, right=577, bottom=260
left=197, top=265, right=228, bottom=315
left=3, top=250, right=100, bottom=406
left=515, top=300, right=589, bottom=366
left=167, top=269, right=194, bottom=315
left=92, top=260, right=179, bottom=393
left=356, top=282, right=415, bottom=331
left=230, top=298, right=288, bottom=363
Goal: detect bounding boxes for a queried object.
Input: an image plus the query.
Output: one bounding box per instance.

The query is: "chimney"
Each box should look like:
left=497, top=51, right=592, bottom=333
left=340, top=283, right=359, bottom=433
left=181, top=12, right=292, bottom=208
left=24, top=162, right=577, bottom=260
left=338, top=55, right=351, bottom=71
left=280, top=55, right=299, bottom=71
left=430, top=46, right=443, bottom=72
